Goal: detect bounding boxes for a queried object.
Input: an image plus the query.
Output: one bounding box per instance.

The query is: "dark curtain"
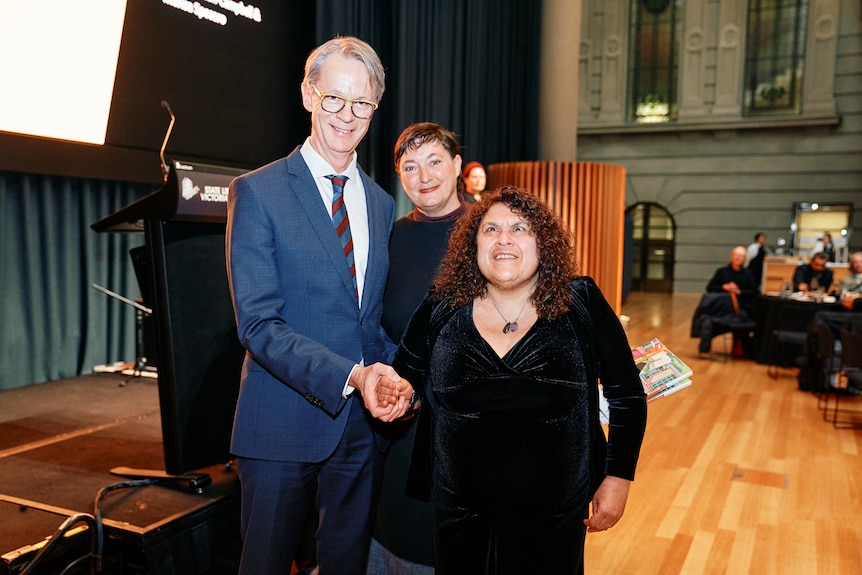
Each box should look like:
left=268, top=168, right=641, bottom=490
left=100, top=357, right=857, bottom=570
left=0, top=171, right=151, bottom=390
left=0, top=0, right=544, bottom=391
left=317, top=0, right=543, bottom=192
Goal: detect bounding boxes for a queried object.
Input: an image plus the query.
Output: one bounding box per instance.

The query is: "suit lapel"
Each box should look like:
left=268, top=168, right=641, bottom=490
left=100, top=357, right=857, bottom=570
left=357, top=169, right=379, bottom=314
left=286, top=152, right=358, bottom=299
left=358, top=168, right=387, bottom=314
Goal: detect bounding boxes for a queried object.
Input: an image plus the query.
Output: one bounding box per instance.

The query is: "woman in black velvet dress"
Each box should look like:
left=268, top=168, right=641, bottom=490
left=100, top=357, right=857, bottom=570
left=393, top=186, right=648, bottom=574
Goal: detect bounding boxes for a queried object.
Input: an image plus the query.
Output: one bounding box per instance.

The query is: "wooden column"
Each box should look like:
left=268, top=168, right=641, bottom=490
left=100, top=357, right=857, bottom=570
left=487, top=161, right=627, bottom=314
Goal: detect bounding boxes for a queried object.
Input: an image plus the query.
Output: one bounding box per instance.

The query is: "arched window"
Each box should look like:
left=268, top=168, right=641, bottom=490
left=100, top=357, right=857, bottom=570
left=626, top=202, right=676, bottom=293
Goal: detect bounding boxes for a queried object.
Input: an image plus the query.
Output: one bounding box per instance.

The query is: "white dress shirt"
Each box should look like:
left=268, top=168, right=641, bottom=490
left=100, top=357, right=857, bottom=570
left=300, top=139, right=369, bottom=307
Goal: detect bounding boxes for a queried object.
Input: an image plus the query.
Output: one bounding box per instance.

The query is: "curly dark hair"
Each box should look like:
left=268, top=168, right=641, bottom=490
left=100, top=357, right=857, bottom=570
left=433, top=186, right=580, bottom=319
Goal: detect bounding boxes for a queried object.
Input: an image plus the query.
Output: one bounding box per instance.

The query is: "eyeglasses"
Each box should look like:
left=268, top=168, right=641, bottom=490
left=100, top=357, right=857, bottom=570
left=310, top=84, right=378, bottom=119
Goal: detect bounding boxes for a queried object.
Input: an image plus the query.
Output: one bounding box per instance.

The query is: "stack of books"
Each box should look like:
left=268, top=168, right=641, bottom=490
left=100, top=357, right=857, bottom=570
left=632, top=338, right=693, bottom=402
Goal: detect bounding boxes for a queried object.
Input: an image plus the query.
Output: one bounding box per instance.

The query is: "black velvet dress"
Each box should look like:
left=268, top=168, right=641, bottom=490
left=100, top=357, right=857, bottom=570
left=394, top=277, right=647, bottom=574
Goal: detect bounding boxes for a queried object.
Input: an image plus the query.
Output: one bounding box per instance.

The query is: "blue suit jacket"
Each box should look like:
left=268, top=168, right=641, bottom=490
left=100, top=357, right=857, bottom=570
left=226, top=147, right=396, bottom=462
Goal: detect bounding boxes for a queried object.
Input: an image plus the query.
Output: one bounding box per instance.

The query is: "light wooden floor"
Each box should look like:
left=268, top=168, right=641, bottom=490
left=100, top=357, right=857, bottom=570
left=584, top=291, right=862, bottom=575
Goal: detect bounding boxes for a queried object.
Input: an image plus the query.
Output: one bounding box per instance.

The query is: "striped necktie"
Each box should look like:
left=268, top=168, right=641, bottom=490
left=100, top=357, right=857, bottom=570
left=326, top=175, right=357, bottom=299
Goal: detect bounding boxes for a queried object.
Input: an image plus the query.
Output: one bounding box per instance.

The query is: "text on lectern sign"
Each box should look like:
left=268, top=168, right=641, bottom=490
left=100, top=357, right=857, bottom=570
left=173, top=161, right=237, bottom=220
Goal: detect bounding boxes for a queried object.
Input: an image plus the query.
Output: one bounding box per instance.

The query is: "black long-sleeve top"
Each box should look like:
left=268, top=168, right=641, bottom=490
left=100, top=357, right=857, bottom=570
left=705, top=265, right=757, bottom=315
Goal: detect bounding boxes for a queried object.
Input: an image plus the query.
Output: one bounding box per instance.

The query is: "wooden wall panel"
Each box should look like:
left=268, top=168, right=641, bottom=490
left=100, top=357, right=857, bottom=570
left=487, top=161, right=627, bottom=313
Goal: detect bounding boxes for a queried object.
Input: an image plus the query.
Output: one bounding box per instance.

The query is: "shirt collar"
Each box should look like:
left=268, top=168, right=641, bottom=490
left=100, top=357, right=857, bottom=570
left=300, top=138, right=359, bottom=183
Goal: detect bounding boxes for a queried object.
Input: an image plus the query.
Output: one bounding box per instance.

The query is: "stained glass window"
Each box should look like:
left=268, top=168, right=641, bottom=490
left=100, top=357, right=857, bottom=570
left=628, top=0, right=681, bottom=124
left=744, top=0, right=809, bottom=116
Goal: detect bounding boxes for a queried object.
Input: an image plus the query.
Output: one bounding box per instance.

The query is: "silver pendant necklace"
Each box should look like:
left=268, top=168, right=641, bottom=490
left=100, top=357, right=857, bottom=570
left=487, top=295, right=530, bottom=334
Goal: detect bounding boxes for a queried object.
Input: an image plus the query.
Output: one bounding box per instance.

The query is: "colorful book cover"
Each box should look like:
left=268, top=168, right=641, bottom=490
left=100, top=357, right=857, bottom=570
left=646, top=377, right=692, bottom=403
left=632, top=338, right=694, bottom=399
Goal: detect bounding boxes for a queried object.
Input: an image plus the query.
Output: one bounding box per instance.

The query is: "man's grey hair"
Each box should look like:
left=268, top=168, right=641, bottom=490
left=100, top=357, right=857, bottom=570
left=303, top=36, right=385, bottom=102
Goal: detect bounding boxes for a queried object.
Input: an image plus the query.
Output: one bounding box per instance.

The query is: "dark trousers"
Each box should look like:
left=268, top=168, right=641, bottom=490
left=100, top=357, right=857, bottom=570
left=236, top=408, right=383, bottom=575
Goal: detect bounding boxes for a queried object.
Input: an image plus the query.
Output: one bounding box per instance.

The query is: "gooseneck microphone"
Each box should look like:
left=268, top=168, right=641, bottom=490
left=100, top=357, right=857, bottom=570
left=159, top=100, right=176, bottom=182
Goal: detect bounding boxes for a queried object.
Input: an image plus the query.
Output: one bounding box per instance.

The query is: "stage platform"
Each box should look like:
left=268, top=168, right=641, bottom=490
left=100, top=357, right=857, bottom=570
left=0, top=373, right=241, bottom=574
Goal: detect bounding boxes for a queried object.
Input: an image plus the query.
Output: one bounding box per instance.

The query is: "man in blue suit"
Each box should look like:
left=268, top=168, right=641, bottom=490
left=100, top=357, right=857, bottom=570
left=225, top=36, right=413, bottom=575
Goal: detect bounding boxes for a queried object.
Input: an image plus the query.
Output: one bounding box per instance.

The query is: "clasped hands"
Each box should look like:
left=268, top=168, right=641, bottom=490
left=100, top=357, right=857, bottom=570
left=349, top=363, right=416, bottom=422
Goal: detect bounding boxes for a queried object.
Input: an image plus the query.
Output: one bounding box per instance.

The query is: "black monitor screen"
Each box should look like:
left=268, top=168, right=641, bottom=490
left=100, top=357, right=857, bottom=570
left=0, top=0, right=314, bottom=183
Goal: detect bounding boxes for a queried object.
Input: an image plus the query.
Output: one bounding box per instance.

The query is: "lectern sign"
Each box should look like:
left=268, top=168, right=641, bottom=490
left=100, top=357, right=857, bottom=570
left=172, top=161, right=234, bottom=221
left=91, top=160, right=244, bottom=232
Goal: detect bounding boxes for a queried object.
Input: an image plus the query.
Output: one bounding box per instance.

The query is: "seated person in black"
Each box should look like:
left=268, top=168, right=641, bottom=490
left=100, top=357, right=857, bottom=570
left=695, top=245, right=758, bottom=354
left=797, top=310, right=862, bottom=392
left=793, top=252, right=834, bottom=293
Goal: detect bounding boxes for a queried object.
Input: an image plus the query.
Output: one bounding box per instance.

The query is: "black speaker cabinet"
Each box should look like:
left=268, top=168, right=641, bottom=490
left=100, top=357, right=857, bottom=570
left=138, top=220, right=244, bottom=474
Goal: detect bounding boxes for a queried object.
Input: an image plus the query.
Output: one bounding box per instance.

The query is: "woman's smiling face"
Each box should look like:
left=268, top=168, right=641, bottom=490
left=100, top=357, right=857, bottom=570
left=476, top=202, right=540, bottom=290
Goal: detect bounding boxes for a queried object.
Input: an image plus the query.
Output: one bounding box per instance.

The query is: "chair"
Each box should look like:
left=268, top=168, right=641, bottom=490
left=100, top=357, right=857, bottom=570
left=713, top=315, right=758, bottom=360
left=813, top=323, right=862, bottom=427
left=713, top=291, right=758, bottom=359
left=766, top=328, right=808, bottom=379
left=829, top=329, right=862, bottom=429
left=691, top=292, right=756, bottom=360
left=814, top=322, right=840, bottom=418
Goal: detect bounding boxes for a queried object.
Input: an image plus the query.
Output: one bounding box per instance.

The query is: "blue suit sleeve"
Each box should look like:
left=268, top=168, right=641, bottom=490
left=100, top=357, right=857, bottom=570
left=226, top=169, right=357, bottom=415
